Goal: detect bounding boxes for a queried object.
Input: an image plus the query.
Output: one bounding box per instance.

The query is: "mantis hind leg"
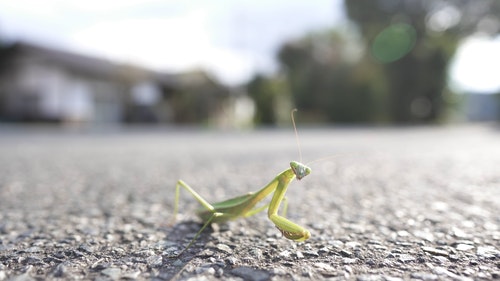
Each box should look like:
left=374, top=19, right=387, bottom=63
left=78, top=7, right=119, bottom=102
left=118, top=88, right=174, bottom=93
left=172, top=180, right=215, bottom=223
left=174, top=211, right=223, bottom=257
left=171, top=180, right=219, bottom=256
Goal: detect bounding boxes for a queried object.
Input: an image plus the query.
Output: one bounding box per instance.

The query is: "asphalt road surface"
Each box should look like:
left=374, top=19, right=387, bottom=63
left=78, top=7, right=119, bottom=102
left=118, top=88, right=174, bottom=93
left=0, top=125, right=499, bottom=280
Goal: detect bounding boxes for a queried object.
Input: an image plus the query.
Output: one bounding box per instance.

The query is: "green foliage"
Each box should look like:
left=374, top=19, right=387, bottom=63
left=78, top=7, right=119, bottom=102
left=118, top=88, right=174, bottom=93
left=247, top=73, right=292, bottom=125
left=346, top=0, right=499, bottom=123
left=247, top=0, right=500, bottom=125
left=247, top=75, right=278, bottom=125
left=277, top=28, right=386, bottom=124
left=166, top=70, right=230, bottom=124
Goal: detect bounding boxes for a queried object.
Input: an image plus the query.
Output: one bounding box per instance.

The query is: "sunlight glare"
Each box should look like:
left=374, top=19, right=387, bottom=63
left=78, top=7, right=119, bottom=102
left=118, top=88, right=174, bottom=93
left=450, top=36, right=500, bottom=93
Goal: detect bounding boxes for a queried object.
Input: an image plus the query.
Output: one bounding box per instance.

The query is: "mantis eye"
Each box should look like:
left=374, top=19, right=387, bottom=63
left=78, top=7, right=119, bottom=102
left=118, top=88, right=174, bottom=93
left=290, top=161, right=311, bottom=180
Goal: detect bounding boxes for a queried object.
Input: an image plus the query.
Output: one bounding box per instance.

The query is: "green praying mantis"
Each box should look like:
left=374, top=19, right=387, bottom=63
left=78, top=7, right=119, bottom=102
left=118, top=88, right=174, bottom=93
left=171, top=109, right=312, bottom=256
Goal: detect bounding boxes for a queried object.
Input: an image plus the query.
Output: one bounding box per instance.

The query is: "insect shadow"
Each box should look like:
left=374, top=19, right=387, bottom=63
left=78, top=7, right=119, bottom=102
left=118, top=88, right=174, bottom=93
left=166, top=220, right=215, bottom=255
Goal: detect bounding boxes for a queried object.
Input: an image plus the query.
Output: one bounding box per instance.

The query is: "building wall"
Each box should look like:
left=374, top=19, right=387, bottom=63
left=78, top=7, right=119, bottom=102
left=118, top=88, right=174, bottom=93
left=0, top=42, right=235, bottom=127
left=0, top=56, right=127, bottom=123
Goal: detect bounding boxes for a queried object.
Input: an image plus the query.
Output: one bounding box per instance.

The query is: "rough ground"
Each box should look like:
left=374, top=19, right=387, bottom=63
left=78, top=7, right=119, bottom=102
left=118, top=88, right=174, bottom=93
left=0, top=125, right=498, bottom=281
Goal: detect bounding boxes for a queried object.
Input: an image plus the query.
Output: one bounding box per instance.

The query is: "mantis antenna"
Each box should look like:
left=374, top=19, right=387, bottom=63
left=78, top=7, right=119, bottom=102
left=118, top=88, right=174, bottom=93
left=291, top=109, right=302, bottom=163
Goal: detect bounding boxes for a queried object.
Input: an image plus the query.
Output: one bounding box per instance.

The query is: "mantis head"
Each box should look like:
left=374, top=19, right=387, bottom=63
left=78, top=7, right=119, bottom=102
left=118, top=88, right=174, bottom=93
left=290, top=161, right=311, bottom=180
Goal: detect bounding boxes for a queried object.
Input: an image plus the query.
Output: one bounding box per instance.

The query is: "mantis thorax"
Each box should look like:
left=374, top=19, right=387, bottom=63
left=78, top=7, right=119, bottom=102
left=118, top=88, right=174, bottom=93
left=290, top=161, right=311, bottom=180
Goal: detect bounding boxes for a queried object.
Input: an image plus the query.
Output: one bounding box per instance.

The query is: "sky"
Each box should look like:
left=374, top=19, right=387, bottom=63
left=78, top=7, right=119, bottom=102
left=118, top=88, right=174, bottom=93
left=0, top=0, right=344, bottom=85
left=449, top=35, right=500, bottom=94
left=0, top=0, right=499, bottom=93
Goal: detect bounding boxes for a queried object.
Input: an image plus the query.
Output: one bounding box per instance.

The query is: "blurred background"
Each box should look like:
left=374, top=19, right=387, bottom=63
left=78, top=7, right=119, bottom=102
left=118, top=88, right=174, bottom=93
left=0, top=0, right=499, bottom=128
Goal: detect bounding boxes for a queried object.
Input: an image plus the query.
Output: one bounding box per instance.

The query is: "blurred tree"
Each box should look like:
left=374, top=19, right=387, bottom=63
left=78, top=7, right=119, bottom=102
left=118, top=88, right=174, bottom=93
left=345, top=0, right=500, bottom=123
left=277, top=29, right=385, bottom=123
left=247, top=72, right=295, bottom=125
left=247, top=74, right=278, bottom=125
left=166, top=70, right=230, bottom=124
left=249, top=0, right=500, bottom=125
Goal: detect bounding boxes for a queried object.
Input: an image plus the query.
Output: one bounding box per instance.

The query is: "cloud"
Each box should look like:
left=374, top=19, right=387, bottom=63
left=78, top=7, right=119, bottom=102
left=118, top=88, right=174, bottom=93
left=70, top=11, right=211, bottom=67
left=69, top=10, right=258, bottom=84
left=0, top=0, right=342, bottom=85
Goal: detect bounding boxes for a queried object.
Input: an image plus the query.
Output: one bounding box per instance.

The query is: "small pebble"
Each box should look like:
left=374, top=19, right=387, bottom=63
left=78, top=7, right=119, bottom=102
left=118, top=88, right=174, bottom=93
left=146, top=255, right=163, bottom=268
left=101, top=268, right=121, bottom=280
left=455, top=244, right=474, bottom=251
left=215, top=243, right=232, bottom=254
left=231, top=267, right=269, bottom=281
left=422, top=246, right=448, bottom=256
left=398, top=254, right=415, bottom=263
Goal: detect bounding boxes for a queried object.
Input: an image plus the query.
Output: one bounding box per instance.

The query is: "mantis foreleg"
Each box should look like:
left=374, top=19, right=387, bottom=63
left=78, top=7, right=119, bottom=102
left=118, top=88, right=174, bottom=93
left=267, top=177, right=310, bottom=241
left=242, top=197, right=287, bottom=218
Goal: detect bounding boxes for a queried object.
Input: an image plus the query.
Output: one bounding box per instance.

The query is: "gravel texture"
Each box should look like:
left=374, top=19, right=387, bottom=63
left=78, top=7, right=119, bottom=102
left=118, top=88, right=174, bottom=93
left=0, top=125, right=499, bottom=280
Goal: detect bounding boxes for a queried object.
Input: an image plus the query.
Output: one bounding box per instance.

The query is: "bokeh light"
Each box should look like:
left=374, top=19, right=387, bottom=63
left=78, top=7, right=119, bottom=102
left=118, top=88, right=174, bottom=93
left=371, top=23, right=417, bottom=63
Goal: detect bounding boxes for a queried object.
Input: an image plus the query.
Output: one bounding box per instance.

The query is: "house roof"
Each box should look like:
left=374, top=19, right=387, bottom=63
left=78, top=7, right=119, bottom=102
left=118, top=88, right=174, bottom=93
left=0, top=41, right=177, bottom=87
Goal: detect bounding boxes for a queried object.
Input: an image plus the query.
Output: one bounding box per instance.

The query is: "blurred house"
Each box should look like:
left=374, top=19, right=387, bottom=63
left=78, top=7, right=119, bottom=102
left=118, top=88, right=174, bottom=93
left=0, top=41, right=233, bottom=126
left=463, top=93, right=500, bottom=122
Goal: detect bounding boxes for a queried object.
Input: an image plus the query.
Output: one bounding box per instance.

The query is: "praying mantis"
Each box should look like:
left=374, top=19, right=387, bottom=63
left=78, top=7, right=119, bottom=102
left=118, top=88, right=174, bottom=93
left=171, top=109, right=312, bottom=256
